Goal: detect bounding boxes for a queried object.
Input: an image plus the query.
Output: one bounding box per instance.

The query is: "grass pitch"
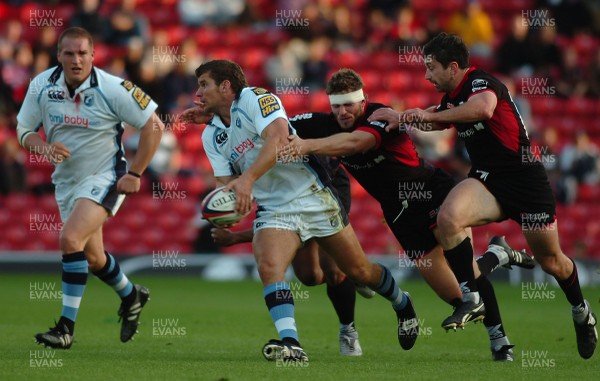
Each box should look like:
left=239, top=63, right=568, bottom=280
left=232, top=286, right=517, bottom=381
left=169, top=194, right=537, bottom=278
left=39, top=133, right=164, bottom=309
left=1, top=274, right=598, bottom=380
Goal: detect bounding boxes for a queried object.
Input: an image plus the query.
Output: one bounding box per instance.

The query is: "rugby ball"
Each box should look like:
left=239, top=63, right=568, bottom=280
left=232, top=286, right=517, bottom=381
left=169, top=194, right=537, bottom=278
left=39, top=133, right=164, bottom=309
left=200, top=186, right=248, bottom=227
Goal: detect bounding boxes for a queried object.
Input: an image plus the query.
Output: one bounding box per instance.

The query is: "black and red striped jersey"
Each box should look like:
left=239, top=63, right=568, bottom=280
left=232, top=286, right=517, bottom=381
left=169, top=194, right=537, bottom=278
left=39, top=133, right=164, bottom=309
left=290, top=103, right=435, bottom=208
left=436, top=67, right=532, bottom=172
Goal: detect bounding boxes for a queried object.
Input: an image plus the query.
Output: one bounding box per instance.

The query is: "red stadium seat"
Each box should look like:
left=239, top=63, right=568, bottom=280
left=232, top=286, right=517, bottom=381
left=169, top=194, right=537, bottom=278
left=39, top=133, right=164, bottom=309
left=278, top=94, right=309, bottom=116
left=385, top=71, right=412, bottom=91
left=193, top=27, right=221, bottom=48
left=565, top=98, right=596, bottom=117
left=165, top=25, right=188, bottom=45
left=372, top=51, right=401, bottom=71
left=411, top=0, right=439, bottom=12
left=240, top=47, right=270, bottom=70
left=577, top=184, right=600, bottom=203
left=308, top=92, right=332, bottom=112
left=4, top=194, right=35, bottom=212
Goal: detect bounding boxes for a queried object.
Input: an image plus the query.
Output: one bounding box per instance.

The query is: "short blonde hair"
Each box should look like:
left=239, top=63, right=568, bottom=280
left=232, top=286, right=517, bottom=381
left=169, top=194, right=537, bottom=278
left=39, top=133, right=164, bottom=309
left=58, top=27, right=94, bottom=52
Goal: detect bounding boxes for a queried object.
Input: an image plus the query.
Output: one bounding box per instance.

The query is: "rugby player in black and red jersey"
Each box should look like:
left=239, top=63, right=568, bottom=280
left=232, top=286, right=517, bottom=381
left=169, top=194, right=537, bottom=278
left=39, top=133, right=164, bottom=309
left=285, top=68, right=533, bottom=361
left=370, top=32, right=597, bottom=360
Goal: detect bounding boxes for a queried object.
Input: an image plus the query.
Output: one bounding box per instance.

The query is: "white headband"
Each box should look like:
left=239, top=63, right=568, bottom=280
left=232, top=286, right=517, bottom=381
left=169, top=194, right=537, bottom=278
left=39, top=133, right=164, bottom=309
left=328, top=89, right=365, bottom=105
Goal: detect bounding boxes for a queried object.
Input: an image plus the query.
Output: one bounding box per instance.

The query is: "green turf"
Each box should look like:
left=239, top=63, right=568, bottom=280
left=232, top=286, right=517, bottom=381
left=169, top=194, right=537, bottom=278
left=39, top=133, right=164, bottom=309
left=1, top=274, right=598, bottom=381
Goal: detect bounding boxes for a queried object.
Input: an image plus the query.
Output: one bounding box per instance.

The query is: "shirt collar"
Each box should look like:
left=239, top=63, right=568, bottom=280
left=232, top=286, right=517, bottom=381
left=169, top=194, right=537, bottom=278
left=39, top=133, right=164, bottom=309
left=449, top=66, right=476, bottom=98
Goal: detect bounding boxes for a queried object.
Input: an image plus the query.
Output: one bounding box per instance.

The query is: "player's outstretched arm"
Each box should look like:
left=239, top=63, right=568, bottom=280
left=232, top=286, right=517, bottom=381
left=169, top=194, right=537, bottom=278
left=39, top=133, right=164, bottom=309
left=178, top=100, right=214, bottom=125
left=285, top=130, right=376, bottom=158
left=367, top=107, right=402, bottom=131
left=369, top=106, right=449, bottom=132
left=118, top=113, right=164, bottom=194
left=211, top=228, right=253, bottom=246
left=427, top=92, right=497, bottom=124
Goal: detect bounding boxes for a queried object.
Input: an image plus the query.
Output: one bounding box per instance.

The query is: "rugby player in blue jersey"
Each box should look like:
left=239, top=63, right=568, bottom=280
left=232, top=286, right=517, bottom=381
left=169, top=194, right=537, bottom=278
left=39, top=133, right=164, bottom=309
left=18, top=27, right=163, bottom=349
left=183, top=59, right=419, bottom=363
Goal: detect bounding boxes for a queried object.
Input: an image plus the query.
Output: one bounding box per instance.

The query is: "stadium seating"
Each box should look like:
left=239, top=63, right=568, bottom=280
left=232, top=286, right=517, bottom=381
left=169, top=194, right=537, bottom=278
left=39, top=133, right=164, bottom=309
left=4, top=0, right=599, bottom=259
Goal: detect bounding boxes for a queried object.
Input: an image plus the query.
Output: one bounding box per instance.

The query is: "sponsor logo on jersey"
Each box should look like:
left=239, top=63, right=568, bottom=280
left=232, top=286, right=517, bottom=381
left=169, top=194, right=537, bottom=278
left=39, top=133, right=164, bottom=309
left=258, top=95, right=280, bottom=117
left=215, top=131, right=228, bottom=145
left=289, top=113, right=313, bottom=121
left=428, top=206, right=440, bottom=220
left=47, top=90, right=65, bottom=102
left=121, top=80, right=135, bottom=91
left=234, top=138, right=255, bottom=154
left=457, top=122, right=485, bottom=139
left=132, top=87, right=151, bottom=110
left=83, top=93, right=94, bottom=107
left=252, top=87, right=269, bottom=95
left=49, top=113, right=89, bottom=128
left=472, top=79, right=488, bottom=92
left=475, top=170, right=489, bottom=181
left=229, top=135, right=260, bottom=162
left=329, top=214, right=341, bottom=228
left=369, top=120, right=387, bottom=129
left=373, top=155, right=385, bottom=163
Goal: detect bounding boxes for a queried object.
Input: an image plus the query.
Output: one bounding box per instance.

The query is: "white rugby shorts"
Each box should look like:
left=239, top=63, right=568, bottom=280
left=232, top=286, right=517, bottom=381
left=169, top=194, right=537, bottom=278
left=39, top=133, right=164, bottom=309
left=55, top=172, right=126, bottom=221
left=253, top=187, right=346, bottom=242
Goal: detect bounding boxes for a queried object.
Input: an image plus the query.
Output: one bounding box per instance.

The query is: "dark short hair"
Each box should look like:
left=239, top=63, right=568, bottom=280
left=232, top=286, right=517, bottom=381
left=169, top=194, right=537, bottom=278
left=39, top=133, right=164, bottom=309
left=58, top=27, right=94, bottom=52
left=195, top=60, right=248, bottom=94
left=326, top=68, right=364, bottom=94
left=423, top=33, right=470, bottom=69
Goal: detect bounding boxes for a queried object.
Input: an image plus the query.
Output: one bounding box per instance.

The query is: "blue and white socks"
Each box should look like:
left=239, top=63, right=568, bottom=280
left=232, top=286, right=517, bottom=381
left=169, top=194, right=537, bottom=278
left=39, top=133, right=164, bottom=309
left=92, top=251, right=134, bottom=302
left=264, top=282, right=299, bottom=345
left=60, top=251, right=88, bottom=332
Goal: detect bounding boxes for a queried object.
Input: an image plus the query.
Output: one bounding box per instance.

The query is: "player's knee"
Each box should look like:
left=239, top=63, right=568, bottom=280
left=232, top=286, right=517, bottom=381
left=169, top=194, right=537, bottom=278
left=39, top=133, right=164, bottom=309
left=257, top=258, right=285, bottom=280
left=59, top=231, right=83, bottom=253
left=536, top=254, right=563, bottom=277
left=345, top=263, right=372, bottom=285
left=295, top=271, right=321, bottom=286
left=436, top=207, right=462, bottom=235
left=86, top=254, right=104, bottom=271
left=324, top=270, right=345, bottom=286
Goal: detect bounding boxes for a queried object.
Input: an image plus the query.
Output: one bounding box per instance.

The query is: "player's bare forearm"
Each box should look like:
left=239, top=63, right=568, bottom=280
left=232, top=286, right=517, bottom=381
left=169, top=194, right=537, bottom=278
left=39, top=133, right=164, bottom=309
left=23, top=133, right=71, bottom=164
left=179, top=101, right=213, bottom=125
left=421, top=105, right=449, bottom=131
left=429, top=92, right=496, bottom=124
left=129, top=113, right=164, bottom=175
left=216, top=175, right=238, bottom=188
left=211, top=228, right=253, bottom=246
left=297, top=130, right=375, bottom=157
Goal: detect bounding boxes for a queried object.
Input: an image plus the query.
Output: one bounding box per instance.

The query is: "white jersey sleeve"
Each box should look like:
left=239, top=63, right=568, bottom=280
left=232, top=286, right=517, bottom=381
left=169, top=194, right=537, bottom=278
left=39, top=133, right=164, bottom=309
left=16, top=70, right=48, bottom=145
left=102, top=75, right=158, bottom=129
left=243, top=87, right=289, bottom=136
left=202, top=124, right=234, bottom=178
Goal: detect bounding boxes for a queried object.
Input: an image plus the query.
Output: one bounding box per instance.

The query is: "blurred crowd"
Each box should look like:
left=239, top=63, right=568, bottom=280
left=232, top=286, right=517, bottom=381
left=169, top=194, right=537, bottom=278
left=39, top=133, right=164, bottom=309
left=1, top=0, right=599, bottom=205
